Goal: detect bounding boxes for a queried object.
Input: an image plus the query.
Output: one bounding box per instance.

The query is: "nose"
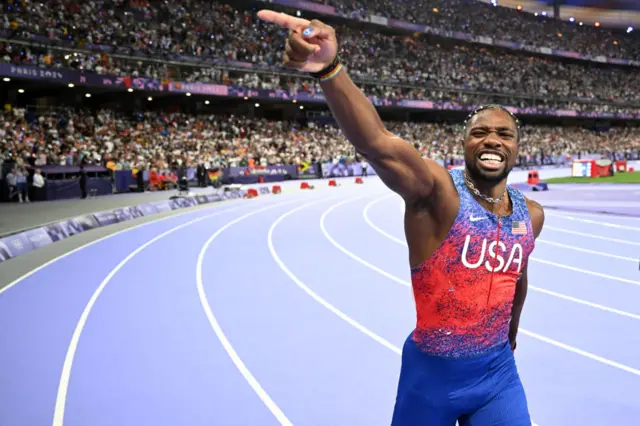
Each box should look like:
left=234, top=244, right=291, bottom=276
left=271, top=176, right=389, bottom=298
left=483, top=131, right=503, bottom=148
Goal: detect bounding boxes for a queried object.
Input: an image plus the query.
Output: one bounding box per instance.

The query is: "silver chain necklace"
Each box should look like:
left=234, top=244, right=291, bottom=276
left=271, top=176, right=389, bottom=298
left=463, top=170, right=507, bottom=205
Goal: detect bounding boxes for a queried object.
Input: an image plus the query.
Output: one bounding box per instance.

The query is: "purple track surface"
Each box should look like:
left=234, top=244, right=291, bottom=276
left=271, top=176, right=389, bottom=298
left=1, top=179, right=639, bottom=426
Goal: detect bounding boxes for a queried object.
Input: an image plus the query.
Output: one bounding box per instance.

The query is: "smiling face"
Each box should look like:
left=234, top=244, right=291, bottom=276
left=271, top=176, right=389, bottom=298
left=463, top=107, right=519, bottom=183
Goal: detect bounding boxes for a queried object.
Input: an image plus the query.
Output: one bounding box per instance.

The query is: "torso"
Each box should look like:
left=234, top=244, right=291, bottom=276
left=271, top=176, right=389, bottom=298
left=406, top=169, right=535, bottom=359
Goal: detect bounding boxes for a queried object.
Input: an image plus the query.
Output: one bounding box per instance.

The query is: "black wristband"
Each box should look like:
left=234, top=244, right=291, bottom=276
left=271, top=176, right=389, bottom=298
left=310, top=55, right=341, bottom=79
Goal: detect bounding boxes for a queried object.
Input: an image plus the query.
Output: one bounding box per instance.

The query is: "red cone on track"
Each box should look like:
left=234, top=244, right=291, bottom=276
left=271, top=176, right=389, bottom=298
left=272, top=185, right=282, bottom=194
left=328, top=179, right=337, bottom=187
left=300, top=182, right=310, bottom=189
left=355, top=177, right=364, bottom=184
left=244, top=188, right=259, bottom=198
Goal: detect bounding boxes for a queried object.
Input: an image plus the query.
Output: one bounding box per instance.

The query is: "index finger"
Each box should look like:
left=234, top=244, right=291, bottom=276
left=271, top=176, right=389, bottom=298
left=257, top=10, right=310, bottom=31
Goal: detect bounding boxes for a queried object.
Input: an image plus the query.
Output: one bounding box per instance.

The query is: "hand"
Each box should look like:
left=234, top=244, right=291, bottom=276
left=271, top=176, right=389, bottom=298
left=257, top=10, right=338, bottom=73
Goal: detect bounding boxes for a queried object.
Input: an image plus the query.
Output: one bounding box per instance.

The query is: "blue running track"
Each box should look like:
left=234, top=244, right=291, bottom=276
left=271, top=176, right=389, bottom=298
left=1, top=179, right=639, bottom=426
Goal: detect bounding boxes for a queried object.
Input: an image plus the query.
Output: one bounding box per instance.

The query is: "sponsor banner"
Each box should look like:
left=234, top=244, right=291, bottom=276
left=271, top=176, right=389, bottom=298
left=0, top=233, right=34, bottom=260
left=3, top=61, right=638, bottom=119
left=169, top=197, right=198, bottom=210
left=168, top=81, right=229, bottom=96
left=23, top=228, right=54, bottom=248
left=495, top=40, right=522, bottom=49
left=94, top=211, right=119, bottom=226
left=369, top=15, right=388, bottom=26
left=0, top=238, right=13, bottom=263
left=207, top=193, right=223, bottom=203
left=476, top=36, right=493, bottom=45
left=137, top=203, right=159, bottom=216
left=321, top=162, right=378, bottom=177
left=43, top=223, right=69, bottom=242
left=152, top=200, right=173, bottom=213
left=221, top=189, right=244, bottom=200
left=113, top=206, right=145, bottom=222
left=46, top=219, right=86, bottom=241
left=388, top=19, right=425, bottom=32
left=270, top=0, right=337, bottom=15
left=0, top=188, right=271, bottom=264
left=224, top=165, right=298, bottom=178
left=195, top=195, right=209, bottom=205
left=0, top=63, right=162, bottom=91
left=74, top=214, right=101, bottom=230
left=553, top=49, right=583, bottom=59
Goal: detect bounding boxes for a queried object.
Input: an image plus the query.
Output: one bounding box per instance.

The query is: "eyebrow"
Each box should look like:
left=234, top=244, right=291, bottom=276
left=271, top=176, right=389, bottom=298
left=469, top=126, right=516, bottom=133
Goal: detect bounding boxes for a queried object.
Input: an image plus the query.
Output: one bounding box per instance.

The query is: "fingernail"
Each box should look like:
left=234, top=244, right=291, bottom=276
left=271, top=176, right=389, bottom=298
left=303, top=27, right=313, bottom=37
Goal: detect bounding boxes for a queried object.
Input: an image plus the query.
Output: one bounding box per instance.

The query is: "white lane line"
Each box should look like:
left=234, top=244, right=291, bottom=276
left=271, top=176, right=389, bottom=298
left=519, top=329, right=640, bottom=377
left=531, top=258, right=640, bottom=286
left=322, top=197, right=409, bottom=287
left=543, top=226, right=640, bottom=247
left=272, top=198, right=540, bottom=426
left=537, top=239, right=637, bottom=262
left=545, top=212, right=640, bottom=231
left=363, top=197, right=640, bottom=315
left=197, top=201, right=307, bottom=426
left=543, top=209, right=640, bottom=221
left=0, top=196, right=258, bottom=297
left=365, top=197, right=640, bottom=287
left=366, top=195, right=638, bottom=260
left=268, top=200, right=402, bottom=355
left=356, top=197, right=640, bottom=376
left=52, top=203, right=250, bottom=426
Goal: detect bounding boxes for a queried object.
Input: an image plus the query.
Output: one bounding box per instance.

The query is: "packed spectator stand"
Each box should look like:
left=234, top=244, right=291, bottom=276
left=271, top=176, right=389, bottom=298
left=0, top=0, right=639, bottom=202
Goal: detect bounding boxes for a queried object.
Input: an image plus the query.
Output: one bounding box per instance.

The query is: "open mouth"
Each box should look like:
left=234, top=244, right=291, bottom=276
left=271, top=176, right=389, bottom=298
left=477, top=152, right=505, bottom=170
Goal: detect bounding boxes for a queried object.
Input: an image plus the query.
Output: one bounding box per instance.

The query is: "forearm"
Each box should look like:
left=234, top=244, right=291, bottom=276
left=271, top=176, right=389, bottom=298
left=319, top=69, right=389, bottom=156
left=510, top=277, right=528, bottom=331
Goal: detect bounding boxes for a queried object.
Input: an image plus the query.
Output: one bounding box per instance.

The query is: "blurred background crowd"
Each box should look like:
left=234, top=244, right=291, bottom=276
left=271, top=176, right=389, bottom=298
left=0, top=0, right=638, bottom=181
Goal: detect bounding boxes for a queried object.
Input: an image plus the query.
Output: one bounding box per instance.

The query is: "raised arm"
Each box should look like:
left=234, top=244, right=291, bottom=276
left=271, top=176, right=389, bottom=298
left=257, top=11, right=435, bottom=202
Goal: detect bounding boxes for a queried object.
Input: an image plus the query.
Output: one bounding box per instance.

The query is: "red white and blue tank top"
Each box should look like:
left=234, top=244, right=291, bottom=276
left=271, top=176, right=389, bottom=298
left=410, top=168, right=535, bottom=359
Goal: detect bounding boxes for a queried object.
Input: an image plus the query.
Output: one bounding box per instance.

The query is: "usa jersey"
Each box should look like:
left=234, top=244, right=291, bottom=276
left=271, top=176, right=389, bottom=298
left=410, top=169, right=535, bottom=359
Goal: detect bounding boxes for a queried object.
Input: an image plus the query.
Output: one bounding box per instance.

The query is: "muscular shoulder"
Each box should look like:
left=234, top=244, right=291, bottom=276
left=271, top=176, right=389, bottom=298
left=524, top=197, right=545, bottom=239
left=422, top=158, right=454, bottom=187
left=410, top=158, right=456, bottom=205
left=406, top=158, right=457, bottom=216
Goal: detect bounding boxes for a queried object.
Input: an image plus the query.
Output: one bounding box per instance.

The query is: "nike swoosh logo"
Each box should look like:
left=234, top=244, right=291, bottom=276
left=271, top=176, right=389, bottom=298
left=470, top=216, right=487, bottom=222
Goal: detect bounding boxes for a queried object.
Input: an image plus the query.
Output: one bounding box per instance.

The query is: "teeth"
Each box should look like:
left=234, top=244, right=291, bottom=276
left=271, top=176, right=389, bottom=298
left=480, top=153, right=502, bottom=162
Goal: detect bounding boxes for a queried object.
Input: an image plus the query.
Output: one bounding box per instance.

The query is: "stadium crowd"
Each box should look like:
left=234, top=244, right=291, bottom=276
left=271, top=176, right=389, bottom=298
left=322, top=0, right=639, bottom=60
left=2, top=0, right=638, bottom=60
left=1, top=0, right=639, bottom=182
left=1, top=109, right=638, bottom=175
left=1, top=1, right=639, bottom=114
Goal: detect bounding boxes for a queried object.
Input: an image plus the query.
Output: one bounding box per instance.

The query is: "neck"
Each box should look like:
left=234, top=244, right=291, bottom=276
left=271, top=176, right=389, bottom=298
left=473, top=177, right=507, bottom=200
left=464, top=169, right=509, bottom=212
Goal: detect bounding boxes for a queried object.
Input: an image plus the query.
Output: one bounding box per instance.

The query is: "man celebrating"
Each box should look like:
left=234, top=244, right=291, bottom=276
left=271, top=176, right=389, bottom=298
left=258, top=11, right=544, bottom=426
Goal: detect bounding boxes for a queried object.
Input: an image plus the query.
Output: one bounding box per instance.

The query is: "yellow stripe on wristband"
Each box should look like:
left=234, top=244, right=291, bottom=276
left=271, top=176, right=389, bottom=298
left=319, top=63, right=343, bottom=82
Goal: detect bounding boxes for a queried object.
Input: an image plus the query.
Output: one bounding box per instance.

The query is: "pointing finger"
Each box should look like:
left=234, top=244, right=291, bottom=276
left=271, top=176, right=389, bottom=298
left=257, top=10, right=310, bottom=30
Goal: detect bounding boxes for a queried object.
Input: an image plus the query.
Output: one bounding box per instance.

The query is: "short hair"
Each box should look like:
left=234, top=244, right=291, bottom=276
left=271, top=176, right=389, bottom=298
left=463, top=104, right=521, bottom=142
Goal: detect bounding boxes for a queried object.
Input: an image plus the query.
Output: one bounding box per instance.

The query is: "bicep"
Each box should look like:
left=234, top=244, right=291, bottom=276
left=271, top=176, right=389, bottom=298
left=363, top=135, right=436, bottom=201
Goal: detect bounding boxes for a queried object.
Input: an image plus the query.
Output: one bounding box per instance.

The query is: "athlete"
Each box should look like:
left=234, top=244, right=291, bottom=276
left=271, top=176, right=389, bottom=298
left=258, top=11, right=545, bottom=425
